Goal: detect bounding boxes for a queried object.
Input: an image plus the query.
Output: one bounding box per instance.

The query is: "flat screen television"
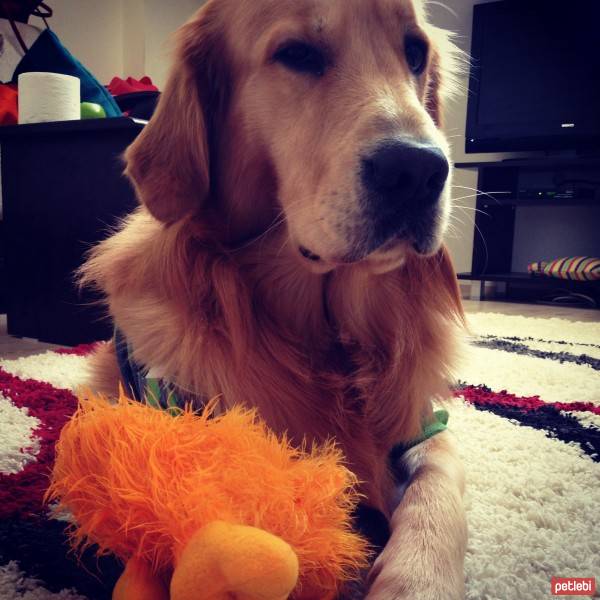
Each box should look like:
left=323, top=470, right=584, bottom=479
left=466, top=0, right=600, bottom=154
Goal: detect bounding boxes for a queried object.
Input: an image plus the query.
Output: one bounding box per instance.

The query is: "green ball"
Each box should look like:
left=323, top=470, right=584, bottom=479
left=80, top=102, right=107, bottom=119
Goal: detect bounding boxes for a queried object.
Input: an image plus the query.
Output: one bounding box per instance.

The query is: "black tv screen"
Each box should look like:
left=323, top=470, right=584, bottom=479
left=466, top=0, right=600, bottom=154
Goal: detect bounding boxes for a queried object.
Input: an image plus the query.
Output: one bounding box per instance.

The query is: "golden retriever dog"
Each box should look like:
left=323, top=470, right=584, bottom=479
left=82, top=0, right=467, bottom=597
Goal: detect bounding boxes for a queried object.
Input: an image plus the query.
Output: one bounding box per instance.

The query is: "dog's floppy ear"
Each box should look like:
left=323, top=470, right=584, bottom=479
left=425, top=27, right=462, bottom=130
left=125, top=6, right=228, bottom=223
left=426, top=51, right=444, bottom=128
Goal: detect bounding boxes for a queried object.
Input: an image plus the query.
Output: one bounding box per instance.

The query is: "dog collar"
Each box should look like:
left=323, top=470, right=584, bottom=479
left=390, top=409, right=450, bottom=458
left=114, top=328, right=183, bottom=412
left=116, top=328, right=449, bottom=448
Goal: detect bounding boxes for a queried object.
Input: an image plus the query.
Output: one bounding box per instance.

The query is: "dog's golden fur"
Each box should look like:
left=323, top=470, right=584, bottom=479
left=83, top=1, right=467, bottom=597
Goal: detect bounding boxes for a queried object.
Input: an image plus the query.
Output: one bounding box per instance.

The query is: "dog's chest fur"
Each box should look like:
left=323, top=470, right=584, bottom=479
left=86, top=213, right=458, bottom=513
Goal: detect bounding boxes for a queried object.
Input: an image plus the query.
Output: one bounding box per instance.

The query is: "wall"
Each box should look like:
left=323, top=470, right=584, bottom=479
left=141, top=0, right=205, bottom=88
left=30, top=0, right=124, bottom=85
left=30, top=0, right=204, bottom=87
left=121, top=0, right=145, bottom=81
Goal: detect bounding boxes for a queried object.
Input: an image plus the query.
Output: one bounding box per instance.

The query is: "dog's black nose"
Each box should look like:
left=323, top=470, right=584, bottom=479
left=362, top=141, right=449, bottom=209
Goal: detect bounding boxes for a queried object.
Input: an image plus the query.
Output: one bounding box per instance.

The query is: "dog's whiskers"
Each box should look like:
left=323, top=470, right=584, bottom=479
left=451, top=185, right=505, bottom=205
left=231, top=198, right=310, bottom=256
left=452, top=203, right=490, bottom=218
left=230, top=212, right=288, bottom=253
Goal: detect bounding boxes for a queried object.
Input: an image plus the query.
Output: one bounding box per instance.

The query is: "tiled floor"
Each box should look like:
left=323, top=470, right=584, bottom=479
left=0, top=314, right=61, bottom=359
left=1, top=302, right=598, bottom=360
left=462, top=299, right=600, bottom=323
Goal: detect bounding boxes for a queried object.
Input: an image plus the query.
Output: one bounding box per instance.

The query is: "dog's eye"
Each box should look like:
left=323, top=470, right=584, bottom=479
left=273, top=41, right=327, bottom=77
left=404, top=37, right=428, bottom=75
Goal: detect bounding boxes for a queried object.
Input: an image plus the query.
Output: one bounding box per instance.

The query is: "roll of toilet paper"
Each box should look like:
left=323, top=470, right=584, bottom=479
left=18, top=72, right=81, bottom=124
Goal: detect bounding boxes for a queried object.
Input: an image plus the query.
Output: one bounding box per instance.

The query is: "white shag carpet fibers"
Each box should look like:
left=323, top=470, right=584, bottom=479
left=0, top=563, right=85, bottom=600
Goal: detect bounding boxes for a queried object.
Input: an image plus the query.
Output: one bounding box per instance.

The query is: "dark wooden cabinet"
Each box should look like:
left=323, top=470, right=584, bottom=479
left=0, top=118, right=143, bottom=346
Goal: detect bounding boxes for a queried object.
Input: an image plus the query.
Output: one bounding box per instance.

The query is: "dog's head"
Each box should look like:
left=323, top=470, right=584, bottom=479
left=126, top=0, right=459, bottom=274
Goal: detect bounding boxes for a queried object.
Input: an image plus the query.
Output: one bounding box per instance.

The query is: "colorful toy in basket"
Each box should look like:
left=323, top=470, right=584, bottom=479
left=528, top=256, right=600, bottom=281
left=47, top=390, right=369, bottom=600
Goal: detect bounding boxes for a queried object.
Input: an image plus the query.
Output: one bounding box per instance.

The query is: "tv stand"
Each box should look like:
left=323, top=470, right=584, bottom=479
left=499, top=150, right=600, bottom=163
left=454, top=155, right=600, bottom=306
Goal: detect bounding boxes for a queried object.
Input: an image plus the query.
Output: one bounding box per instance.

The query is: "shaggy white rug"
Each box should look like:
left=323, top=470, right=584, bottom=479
left=0, top=312, right=598, bottom=599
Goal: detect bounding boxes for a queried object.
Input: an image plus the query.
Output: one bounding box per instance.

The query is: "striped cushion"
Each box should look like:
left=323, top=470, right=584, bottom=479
left=528, top=257, right=600, bottom=281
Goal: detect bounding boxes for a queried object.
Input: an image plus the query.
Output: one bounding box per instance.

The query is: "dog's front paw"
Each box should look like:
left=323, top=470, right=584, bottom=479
left=363, top=535, right=465, bottom=600
left=365, top=559, right=464, bottom=600
left=364, top=431, right=467, bottom=600
left=365, top=577, right=464, bottom=600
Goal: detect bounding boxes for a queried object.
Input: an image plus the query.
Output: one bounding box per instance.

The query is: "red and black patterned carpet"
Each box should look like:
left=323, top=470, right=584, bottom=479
left=1, top=313, right=599, bottom=599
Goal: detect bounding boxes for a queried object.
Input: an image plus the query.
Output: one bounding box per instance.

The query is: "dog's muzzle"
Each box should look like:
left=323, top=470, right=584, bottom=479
left=359, top=139, right=449, bottom=255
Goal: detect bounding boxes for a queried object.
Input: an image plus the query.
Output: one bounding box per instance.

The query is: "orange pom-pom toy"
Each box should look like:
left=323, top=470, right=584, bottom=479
left=47, top=391, right=369, bottom=600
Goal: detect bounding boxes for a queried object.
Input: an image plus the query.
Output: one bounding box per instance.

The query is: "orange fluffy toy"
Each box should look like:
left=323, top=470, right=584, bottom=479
left=47, top=391, right=369, bottom=600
